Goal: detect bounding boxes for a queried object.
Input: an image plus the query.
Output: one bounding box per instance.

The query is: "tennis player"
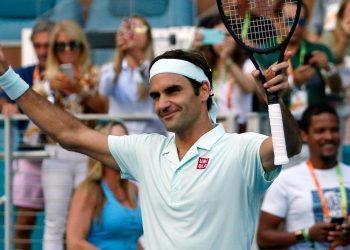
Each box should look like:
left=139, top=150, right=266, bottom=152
left=0, top=48, right=301, bottom=249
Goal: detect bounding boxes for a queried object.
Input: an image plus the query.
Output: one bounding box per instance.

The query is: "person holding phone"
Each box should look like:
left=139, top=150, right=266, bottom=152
left=192, top=14, right=256, bottom=132
left=255, top=1, right=342, bottom=117
left=42, top=20, right=106, bottom=250
left=98, top=16, right=165, bottom=135
left=257, top=104, right=350, bottom=249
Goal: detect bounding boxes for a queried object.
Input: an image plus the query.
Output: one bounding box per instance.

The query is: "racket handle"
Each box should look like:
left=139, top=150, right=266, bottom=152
left=268, top=103, right=289, bottom=165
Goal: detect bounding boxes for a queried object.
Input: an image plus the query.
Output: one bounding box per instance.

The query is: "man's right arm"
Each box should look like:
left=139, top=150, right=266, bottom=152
left=257, top=211, right=341, bottom=248
left=0, top=48, right=117, bottom=168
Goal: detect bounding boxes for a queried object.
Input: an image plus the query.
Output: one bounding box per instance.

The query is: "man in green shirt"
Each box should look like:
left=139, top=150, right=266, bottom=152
left=253, top=0, right=342, bottom=116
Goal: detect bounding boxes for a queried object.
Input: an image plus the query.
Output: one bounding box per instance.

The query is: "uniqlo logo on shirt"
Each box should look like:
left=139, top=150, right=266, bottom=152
left=197, top=157, right=209, bottom=170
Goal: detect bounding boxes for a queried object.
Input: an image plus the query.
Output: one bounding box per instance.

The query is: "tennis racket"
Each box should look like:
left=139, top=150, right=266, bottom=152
left=217, top=0, right=301, bottom=165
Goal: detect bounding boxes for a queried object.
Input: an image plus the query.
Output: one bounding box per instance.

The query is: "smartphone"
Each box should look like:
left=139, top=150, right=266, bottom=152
left=201, top=28, right=225, bottom=45
left=303, top=53, right=313, bottom=65
left=59, top=63, right=74, bottom=80
left=121, top=19, right=135, bottom=40
left=331, top=217, right=345, bottom=225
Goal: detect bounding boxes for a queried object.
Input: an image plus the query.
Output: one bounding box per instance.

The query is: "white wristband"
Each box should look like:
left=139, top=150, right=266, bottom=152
left=0, top=66, right=29, bottom=100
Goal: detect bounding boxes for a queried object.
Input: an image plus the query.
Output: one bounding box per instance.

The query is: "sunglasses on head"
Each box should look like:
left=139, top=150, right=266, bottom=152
left=284, top=17, right=306, bottom=27
left=54, top=40, right=81, bottom=52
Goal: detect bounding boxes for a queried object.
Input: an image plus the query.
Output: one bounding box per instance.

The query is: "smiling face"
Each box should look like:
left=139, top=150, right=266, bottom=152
left=302, top=113, right=340, bottom=164
left=32, top=31, right=51, bottom=69
left=149, top=73, right=210, bottom=134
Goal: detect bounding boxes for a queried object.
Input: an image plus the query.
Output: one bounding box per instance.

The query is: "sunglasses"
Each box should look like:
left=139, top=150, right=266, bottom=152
left=54, top=40, right=82, bottom=52
left=284, top=17, right=306, bottom=27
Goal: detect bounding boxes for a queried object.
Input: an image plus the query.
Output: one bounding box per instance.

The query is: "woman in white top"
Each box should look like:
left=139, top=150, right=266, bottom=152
left=99, top=16, right=165, bottom=135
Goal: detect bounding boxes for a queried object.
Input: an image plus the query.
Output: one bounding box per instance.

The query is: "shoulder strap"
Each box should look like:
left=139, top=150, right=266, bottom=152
left=101, top=181, right=114, bottom=201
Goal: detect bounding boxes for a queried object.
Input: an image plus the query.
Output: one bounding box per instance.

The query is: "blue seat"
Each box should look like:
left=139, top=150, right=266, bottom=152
left=0, top=0, right=54, bottom=41
left=0, top=0, right=83, bottom=41
left=85, top=0, right=195, bottom=32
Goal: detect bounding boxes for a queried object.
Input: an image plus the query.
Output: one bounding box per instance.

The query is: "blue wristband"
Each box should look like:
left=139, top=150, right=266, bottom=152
left=0, top=66, right=29, bottom=100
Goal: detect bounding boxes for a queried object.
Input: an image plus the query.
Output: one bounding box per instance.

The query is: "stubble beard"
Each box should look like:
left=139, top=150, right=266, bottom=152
left=320, top=153, right=338, bottom=164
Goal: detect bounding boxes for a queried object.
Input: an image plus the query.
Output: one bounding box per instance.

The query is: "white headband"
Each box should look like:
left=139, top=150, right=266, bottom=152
left=149, top=58, right=218, bottom=123
left=150, top=59, right=210, bottom=84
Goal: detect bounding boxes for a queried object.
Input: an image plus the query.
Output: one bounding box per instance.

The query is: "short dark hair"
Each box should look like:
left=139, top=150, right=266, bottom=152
left=30, top=19, right=55, bottom=42
left=149, top=49, right=213, bottom=111
left=299, top=104, right=339, bottom=132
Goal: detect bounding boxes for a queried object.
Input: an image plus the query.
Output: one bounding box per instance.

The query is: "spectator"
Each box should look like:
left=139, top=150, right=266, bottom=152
left=322, top=0, right=350, bottom=66
left=307, top=0, right=342, bottom=43
left=193, top=15, right=256, bottom=132
left=66, top=121, right=143, bottom=250
left=0, top=19, right=55, bottom=250
left=0, top=47, right=302, bottom=249
left=325, top=0, right=350, bottom=166
left=41, top=20, right=105, bottom=250
left=257, top=104, right=350, bottom=249
left=258, top=0, right=342, bottom=117
left=99, top=15, right=165, bottom=135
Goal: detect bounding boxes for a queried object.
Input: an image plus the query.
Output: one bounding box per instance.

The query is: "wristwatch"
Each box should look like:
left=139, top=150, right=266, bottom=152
left=294, top=230, right=304, bottom=243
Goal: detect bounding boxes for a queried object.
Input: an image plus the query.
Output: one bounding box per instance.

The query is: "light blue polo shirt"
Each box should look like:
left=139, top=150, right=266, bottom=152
left=108, top=124, right=281, bottom=250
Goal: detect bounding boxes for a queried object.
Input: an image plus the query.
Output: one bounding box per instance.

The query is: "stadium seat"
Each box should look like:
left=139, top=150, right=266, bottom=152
left=0, top=0, right=83, bottom=42
left=84, top=0, right=195, bottom=32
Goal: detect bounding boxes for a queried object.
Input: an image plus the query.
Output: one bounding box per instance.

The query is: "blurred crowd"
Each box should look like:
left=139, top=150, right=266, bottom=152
left=2, top=0, right=350, bottom=249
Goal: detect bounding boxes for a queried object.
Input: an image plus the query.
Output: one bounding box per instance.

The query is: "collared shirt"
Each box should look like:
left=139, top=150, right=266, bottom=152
left=108, top=124, right=281, bottom=249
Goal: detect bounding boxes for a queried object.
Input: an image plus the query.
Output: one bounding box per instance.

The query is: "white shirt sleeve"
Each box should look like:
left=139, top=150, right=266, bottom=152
left=239, top=132, right=281, bottom=196
left=261, top=172, right=288, bottom=218
left=108, top=133, right=165, bottom=181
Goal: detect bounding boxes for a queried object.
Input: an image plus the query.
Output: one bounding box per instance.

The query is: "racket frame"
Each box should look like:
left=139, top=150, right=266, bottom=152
left=216, top=0, right=302, bottom=165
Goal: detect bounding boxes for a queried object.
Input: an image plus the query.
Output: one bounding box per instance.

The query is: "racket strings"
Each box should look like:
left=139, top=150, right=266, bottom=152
left=221, top=0, right=298, bottom=50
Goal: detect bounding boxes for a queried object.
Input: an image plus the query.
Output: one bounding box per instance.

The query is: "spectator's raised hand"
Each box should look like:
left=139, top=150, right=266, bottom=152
left=50, top=71, right=82, bottom=95
left=191, top=30, right=203, bottom=49
left=307, top=51, right=330, bottom=70
left=293, top=64, right=315, bottom=86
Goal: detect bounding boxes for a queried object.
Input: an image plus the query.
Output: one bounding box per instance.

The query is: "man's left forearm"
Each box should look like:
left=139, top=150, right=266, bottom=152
left=279, top=99, right=302, bottom=158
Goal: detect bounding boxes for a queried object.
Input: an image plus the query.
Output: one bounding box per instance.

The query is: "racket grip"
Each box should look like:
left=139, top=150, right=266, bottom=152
left=268, top=103, right=289, bottom=165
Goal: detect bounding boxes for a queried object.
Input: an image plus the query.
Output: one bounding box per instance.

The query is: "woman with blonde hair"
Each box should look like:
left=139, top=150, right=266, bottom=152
left=325, top=0, right=350, bottom=164
left=41, top=20, right=106, bottom=250
left=323, top=0, right=350, bottom=65
left=45, top=19, right=106, bottom=113
left=66, top=121, right=143, bottom=250
left=99, top=15, right=165, bottom=135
